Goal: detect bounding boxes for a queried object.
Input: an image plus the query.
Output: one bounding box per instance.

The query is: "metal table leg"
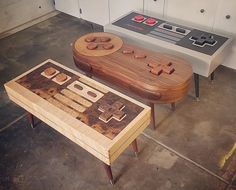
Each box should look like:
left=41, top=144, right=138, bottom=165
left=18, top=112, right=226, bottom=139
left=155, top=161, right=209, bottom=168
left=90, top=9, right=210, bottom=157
left=210, top=72, right=215, bottom=81
left=194, top=73, right=200, bottom=101
left=131, top=139, right=138, bottom=157
left=149, top=103, right=156, bottom=129
left=27, top=113, right=35, bottom=128
left=103, top=163, right=114, bottom=185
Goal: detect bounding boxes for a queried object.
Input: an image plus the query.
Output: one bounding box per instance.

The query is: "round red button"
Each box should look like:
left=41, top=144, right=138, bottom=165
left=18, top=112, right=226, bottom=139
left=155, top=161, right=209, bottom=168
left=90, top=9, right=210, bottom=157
left=146, top=18, right=156, bottom=25
left=134, top=15, right=145, bottom=22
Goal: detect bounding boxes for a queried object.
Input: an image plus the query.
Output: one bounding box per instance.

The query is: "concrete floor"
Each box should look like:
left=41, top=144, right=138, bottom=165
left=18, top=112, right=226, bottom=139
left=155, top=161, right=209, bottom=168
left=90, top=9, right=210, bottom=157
left=0, top=13, right=236, bottom=190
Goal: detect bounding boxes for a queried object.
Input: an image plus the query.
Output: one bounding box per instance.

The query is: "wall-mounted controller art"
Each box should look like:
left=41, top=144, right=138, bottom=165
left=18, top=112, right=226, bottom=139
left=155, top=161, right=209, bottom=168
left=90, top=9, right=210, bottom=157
left=4, top=59, right=151, bottom=185
left=104, top=12, right=233, bottom=99
left=73, top=32, right=193, bottom=129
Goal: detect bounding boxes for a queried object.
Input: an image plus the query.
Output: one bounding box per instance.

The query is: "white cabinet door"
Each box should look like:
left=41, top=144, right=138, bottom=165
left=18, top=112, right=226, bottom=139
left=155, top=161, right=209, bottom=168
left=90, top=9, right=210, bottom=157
left=221, top=39, right=236, bottom=70
left=79, top=0, right=109, bottom=26
left=213, top=0, right=236, bottom=34
left=144, top=0, right=165, bottom=17
left=164, top=0, right=219, bottom=29
left=109, top=0, right=143, bottom=22
left=55, top=0, right=80, bottom=18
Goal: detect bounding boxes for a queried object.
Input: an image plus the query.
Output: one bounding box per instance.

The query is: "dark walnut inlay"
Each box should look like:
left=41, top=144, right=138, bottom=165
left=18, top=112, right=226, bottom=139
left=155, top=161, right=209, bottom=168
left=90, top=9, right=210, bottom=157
left=16, top=62, right=143, bottom=140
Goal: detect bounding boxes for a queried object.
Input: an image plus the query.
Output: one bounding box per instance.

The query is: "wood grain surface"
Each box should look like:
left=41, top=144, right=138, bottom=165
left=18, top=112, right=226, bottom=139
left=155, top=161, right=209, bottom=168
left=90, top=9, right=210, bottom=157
left=73, top=32, right=193, bottom=104
left=4, top=59, right=151, bottom=165
left=74, top=32, right=123, bottom=57
left=15, top=62, right=144, bottom=140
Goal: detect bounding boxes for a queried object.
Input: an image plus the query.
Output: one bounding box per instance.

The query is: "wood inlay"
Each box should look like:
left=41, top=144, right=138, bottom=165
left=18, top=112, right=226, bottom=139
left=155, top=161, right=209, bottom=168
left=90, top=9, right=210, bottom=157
left=78, top=77, right=109, bottom=93
left=73, top=32, right=193, bottom=104
left=41, top=69, right=59, bottom=79
left=48, top=97, right=79, bottom=118
left=61, top=89, right=92, bottom=108
left=44, top=67, right=56, bottom=76
left=148, top=61, right=175, bottom=76
left=98, top=101, right=126, bottom=123
left=52, top=73, right=71, bottom=85
left=67, top=81, right=104, bottom=103
left=14, top=61, right=145, bottom=140
left=54, top=93, right=86, bottom=113
left=5, top=58, right=152, bottom=172
left=73, top=32, right=123, bottom=57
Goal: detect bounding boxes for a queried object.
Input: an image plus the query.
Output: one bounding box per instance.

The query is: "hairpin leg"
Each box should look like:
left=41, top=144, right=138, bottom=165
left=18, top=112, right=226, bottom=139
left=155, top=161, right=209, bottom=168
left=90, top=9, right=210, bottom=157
left=171, top=102, right=176, bottom=111
left=27, top=113, right=35, bottom=128
left=194, top=73, right=200, bottom=101
left=210, top=72, right=215, bottom=81
left=149, top=103, right=156, bottom=129
left=103, top=163, right=114, bottom=185
left=131, top=139, right=138, bottom=157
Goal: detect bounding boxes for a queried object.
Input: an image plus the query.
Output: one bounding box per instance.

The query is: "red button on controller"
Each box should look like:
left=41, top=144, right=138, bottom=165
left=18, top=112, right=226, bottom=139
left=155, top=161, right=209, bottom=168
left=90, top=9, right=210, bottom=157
left=145, top=18, right=157, bottom=25
left=134, top=15, right=145, bottom=22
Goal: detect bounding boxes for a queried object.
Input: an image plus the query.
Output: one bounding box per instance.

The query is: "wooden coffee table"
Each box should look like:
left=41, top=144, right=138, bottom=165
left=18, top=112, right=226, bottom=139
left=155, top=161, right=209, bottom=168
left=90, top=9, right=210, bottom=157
left=4, top=59, right=151, bottom=184
left=73, top=32, right=193, bottom=129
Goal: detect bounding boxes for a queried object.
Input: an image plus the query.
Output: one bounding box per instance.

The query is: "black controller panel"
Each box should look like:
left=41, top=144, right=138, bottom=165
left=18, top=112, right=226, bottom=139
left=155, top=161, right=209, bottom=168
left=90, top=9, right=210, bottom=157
left=113, top=12, right=228, bottom=56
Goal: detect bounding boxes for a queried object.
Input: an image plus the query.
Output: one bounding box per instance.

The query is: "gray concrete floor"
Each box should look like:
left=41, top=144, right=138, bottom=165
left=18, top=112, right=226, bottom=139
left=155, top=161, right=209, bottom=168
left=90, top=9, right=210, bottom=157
left=0, top=13, right=236, bottom=190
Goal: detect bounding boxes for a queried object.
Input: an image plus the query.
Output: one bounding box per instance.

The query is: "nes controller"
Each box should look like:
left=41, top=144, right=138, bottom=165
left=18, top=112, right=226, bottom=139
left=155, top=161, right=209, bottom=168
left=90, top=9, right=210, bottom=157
left=104, top=12, right=233, bottom=98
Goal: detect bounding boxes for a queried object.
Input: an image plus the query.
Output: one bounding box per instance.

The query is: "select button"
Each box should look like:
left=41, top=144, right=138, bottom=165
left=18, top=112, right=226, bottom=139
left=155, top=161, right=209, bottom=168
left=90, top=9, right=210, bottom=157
left=176, top=28, right=186, bottom=34
left=163, top=24, right=173, bottom=30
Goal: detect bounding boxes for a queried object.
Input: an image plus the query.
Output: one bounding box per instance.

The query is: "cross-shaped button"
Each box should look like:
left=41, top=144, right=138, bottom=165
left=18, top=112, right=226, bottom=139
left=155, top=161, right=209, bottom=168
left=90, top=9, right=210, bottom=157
left=98, top=101, right=126, bottom=123
left=147, top=60, right=175, bottom=76
left=189, top=34, right=217, bottom=47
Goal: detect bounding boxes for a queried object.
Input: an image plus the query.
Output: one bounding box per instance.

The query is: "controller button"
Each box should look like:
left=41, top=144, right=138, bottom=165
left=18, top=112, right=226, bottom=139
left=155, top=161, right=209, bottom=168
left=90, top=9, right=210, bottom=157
left=87, top=43, right=98, bottom=50
left=122, top=49, right=134, bottom=54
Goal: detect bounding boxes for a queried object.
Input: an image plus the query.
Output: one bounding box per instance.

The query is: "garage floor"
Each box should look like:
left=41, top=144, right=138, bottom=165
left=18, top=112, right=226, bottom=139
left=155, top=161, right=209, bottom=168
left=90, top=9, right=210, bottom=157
left=0, top=13, right=236, bottom=190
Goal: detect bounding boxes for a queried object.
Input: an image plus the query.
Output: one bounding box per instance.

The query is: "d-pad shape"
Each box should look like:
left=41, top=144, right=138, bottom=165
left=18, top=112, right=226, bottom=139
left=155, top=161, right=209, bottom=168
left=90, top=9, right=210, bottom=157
left=189, top=34, right=217, bottom=47
left=148, top=61, right=175, bottom=76
left=98, top=101, right=126, bottom=123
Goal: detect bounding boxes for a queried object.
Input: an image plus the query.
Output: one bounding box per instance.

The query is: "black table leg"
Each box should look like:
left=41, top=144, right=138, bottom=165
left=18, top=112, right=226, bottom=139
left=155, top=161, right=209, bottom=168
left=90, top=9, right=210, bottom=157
left=210, top=72, right=215, bottom=81
left=149, top=103, right=156, bottom=130
left=194, top=73, right=200, bottom=101
left=103, top=163, right=114, bottom=185
left=131, top=139, right=138, bottom=157
left=171, top=102, right=176, bottom=111
left=27, top=113, right=35, bottom=128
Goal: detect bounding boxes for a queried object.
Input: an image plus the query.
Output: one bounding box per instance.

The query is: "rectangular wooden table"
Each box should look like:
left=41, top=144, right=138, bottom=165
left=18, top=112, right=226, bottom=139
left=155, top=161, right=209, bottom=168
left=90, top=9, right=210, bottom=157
left=4, top=59, right=151, bottom=184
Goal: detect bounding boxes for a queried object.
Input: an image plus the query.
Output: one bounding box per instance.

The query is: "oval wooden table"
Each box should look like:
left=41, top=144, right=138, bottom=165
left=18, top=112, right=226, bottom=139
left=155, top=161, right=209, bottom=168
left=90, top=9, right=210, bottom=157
left=73, top=32, right=193, bottom=129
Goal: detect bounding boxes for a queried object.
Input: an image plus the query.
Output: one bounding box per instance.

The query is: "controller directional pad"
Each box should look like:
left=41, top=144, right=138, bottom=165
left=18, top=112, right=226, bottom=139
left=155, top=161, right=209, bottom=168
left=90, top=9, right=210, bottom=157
left=98, top=101, right=126, bottom=123
left=189, top=34, right=217, bottom=47
left=148, top=61, right=175, bottom=76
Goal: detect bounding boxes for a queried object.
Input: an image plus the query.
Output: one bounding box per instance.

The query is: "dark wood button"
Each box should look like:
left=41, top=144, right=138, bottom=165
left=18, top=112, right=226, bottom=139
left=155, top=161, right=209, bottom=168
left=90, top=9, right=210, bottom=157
left=99, top=112, right=113, bottom=122
left=44, top=67, right=56, bottom=76
left=148, top=62, right=175, bottom=76
left=100, top=37, right=111, bottom=42
left=85, top=37, right=96, bottom=42
left=87, top=43, right=98, bottom=50
left=74, top=84, right=83, bottom=90
left=134, top=54, right=147, bottom=59
left=98, top=101, right=126, bottom=123
left=122, top=49, right=134, bottom=54
left=103, top=43, right=114, bottom=50
left=55, top=73, right=67, bottom=82
left=113, top=110, right=125, bottom=120
left=87, top=91, right=97, bottom=98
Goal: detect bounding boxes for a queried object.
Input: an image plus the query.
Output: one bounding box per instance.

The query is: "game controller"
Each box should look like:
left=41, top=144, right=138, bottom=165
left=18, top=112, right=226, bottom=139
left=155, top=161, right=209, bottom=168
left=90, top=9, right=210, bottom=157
left=104, top=12, right=232, bottom=99
left=73, top=32, right=193, bottom=105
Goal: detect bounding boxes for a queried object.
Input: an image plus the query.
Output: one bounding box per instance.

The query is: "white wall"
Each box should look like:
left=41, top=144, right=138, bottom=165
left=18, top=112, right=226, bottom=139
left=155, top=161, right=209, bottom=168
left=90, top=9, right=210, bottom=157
left=0, top=0, right=55, bottom=35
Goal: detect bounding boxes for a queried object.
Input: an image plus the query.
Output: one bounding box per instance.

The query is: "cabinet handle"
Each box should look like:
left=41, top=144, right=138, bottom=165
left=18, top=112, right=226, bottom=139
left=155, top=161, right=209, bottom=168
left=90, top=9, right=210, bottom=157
left=200, top=9, right=205, bottom=13
left=226, top=15, right=231, bottom=19
left=153, top=0, right=157, bottom=1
